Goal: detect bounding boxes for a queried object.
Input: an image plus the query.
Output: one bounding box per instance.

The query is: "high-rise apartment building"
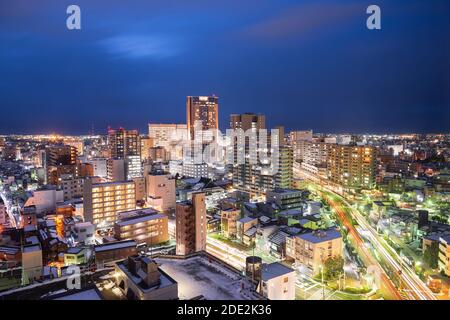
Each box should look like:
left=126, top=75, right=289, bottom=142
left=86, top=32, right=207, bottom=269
left=175, top=192, right=206, bottom=256
left=140, top=136, right=154, bottom=161
left=83, top=179, right=136, bottom=226
left=186, top=96, right=219, bottom=141
left=89, top=158, right=108, bottom=178
left=230, top=113, right=292, bottom=196
left=230, top=113, right=266, bottom=132
left=63, top=138, right=85, bottom=156
left=326, top=144, right=376, bottom=190
left=108, top=128, right=140, bottom=159
left=43, top=145, right=78, bottom=185
left=106, top=158, right=125, bottom=182
left=125, top=155, right=142, bottom=180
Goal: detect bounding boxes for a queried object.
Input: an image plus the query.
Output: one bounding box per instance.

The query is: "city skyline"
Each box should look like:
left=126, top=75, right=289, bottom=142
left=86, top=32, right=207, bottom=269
left=1, top=0, right=450, bottom=135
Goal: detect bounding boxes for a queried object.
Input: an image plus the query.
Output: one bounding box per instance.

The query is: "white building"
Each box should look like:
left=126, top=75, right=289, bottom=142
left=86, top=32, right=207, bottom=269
left=148, top=123, right=188, bottom=160
left=259, top=262, right=295, bottom=300
left=30, top=188, right=64, bottom=214
left=336, top=135, right=352, bottom=145
left=182, top=161, right=209, bottom=179
left=89, top=158, right=108, bottom=178
left=168, top=160, right=183, bottom=176
left=72, top=222, right=95, bottom=245
left=125, top=155, right=142, bottom=180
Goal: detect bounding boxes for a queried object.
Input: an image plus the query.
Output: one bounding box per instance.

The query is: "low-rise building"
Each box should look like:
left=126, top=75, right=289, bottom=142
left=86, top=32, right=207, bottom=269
left=286, top=228, right=343, bottom=276
left=259, top=262, right=295, bottom=300
left=114, top=255, right=178, bottom=300
left=64, top=247, right=87, bottom=266
left=114, top=209, right=169, bottom=245
left=266, top=188, right=305, bottom=210
left=94, top=240, right=137, bottom=266
left=220, top=208, right=241, bottom=239
left=22, top=244, right=43, bottom=284
left=237, top=217, right=258, bottom=245
left=72, top=222, right=95, bottom=245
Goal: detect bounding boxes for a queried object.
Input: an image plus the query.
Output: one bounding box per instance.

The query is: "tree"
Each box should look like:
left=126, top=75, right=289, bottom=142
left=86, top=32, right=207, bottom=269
left=323, top=256, right=344, bottom=280
left=423, top=242, right=439, bottom=269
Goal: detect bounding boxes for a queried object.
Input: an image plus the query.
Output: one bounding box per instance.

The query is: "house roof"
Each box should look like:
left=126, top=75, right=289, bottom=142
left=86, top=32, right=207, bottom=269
left=261, top=262, right=294, bottom=282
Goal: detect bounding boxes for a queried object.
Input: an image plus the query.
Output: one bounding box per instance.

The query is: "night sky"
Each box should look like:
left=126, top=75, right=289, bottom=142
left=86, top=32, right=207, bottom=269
left=1, top=0, right=449, bottom=135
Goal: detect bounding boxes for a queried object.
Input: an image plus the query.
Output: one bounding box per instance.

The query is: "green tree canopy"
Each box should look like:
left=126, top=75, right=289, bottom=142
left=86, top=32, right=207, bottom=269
left=323, top=256, right=344, bottom=280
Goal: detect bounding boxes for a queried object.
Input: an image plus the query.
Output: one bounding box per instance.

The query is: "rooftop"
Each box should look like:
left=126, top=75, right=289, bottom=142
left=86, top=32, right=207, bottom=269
left=95, top=240, right=136, bottom=253
left=298, top=228, right=342, bottom=243
left=22, top=244, right=41, bottom=253
left=238, top=216, right=257, bottom=224
left=116, top=257, right=176, bottom=293
left=155, top=256, right=259, bottom=300
left=66, top=247, right=84, bottom=255
left=116, top=213, right=166, bottom=227
left=261, top=262, right=295, bottom=282
left=54, top=288, right=102, bottom=300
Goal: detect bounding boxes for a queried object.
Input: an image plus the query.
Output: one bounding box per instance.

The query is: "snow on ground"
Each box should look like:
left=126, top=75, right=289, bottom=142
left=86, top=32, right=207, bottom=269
left=156, top=256, right=258, bottom=300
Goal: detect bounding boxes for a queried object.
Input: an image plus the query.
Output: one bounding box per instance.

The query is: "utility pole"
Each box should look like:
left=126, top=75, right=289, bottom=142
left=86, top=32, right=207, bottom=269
left=321, top=266, right=325, bottom=300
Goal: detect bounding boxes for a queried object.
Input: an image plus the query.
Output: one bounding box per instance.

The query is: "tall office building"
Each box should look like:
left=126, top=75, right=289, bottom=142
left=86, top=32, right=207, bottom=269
left=175, top=192, right=206, bottom=256
left=186, top=96, right=219, bottom=141
left=230, top=113, right=292, bottom=196
left=43, top=145, right=78, bottom=185
left=108, top=128, right=140, bottom=159
left=327, top=144, right=376, bottom=190
left=83, top=179, right=136, bottom=226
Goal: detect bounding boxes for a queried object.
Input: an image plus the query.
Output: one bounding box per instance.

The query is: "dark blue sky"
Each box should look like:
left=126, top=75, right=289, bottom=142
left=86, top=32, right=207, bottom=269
left=0, top=0, right=449, bottom=135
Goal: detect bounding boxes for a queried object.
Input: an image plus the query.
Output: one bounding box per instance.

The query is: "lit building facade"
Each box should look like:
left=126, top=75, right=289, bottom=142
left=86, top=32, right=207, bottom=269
left=175, top=192, right=206, bottom=256
left=114, top=209, right=169, bottom=245
left=286, top=228, right=343, bottom=276
left=83, top=179, right=136, bottom=226
left=326, top=145, right=376, bottom=190
left=186, top=96, right=219, bottom=141
left=108, top=128, right=140, bottom=159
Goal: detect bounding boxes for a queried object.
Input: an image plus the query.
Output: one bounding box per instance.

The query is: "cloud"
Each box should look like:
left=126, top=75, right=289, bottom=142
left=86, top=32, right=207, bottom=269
left=240, top=2, right=362, bottom=42
left=100, top=34, right=179, bottom=59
